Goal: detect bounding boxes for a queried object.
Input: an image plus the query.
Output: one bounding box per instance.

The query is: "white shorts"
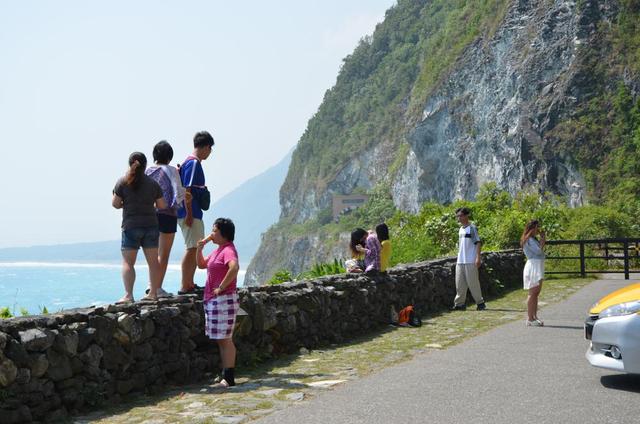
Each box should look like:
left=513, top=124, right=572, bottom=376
left=178, top=218, right=205, bottom=249
left=523, top=259, right=544, bottom=289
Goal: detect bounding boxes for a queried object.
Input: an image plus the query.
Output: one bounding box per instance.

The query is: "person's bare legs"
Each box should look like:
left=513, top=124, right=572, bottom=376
left=527, top=283, right=542, bottom=321
left=533, top=281, right=543, bottom=320
left=142, top=247, right=161, bottom=299
left=181, top=248, right=197, bottom=292
left=216, top=338, right=237, bottom=387
left=120, top=249, right=138, bottom=302
left=217, top=338, right=236, bottom=368
left=157, top=232, right=175, bottom=288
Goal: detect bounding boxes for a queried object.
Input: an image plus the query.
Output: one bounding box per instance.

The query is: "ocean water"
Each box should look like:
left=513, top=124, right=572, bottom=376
left=0, top=262, right=246, bottom=315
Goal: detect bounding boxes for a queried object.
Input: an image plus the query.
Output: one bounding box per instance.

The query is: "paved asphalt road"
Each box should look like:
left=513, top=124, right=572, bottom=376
left=258, top=276, right=640, bottom=424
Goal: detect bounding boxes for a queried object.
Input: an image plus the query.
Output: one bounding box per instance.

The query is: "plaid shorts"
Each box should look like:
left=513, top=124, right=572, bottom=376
left=204, top=293, right=239, bottom=340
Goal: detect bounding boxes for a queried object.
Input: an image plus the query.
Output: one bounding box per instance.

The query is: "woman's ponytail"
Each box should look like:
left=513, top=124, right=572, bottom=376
left=125, top=152, right=147, bottom=189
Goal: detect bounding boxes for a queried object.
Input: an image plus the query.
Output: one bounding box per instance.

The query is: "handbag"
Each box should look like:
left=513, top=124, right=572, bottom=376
left=195, top=186, right=211, bottom=211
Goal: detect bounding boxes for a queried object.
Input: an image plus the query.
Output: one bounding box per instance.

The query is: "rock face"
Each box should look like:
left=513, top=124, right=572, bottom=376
left=245, top=0, right=616, bottom=286
left=393, top=0, right=613, bottom=211
left=0, top=251, right=523, bottom=422
left=244, top=231, right=351, bottom=287
left=280, top=141, right=397, bottom=225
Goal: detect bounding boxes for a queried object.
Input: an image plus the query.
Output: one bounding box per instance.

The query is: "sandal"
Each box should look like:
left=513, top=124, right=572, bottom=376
left=115, top=296, right=134, bottom=304
left=140, top=294, right=158, bottom=302
left=211, top=379, right=232, bottom=389
left=146, top=288, right=173, bottom=298
left=178, top=284, right=202, bottom=295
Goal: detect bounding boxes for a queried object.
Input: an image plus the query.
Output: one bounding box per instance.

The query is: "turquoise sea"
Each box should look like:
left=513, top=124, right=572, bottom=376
left=0, top=262, right=245, bottom=315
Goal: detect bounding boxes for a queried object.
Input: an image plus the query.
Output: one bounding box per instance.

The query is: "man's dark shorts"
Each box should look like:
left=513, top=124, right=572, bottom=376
left=157, top=213, right=178, bottom=234
left=121, top=226, right=160, bottom=250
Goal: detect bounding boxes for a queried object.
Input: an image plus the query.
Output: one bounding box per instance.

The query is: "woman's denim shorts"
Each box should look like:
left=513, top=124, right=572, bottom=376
left=121, top=226, right=160, bottom=250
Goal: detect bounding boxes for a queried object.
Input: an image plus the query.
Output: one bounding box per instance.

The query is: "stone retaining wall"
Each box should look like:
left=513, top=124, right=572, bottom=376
left=0, top=250, right=524, bottom=423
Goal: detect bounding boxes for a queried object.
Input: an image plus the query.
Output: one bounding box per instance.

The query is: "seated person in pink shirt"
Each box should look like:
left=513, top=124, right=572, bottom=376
left=356, top=230, right=381, bottom=272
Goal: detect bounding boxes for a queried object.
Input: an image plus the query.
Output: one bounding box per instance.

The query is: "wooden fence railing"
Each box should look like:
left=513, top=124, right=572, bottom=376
left=544, top=238, right=640, bottom=280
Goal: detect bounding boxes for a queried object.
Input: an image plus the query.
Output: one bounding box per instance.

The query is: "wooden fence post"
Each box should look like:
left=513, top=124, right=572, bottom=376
left=624, top=241, right=630, bottom=280
left=579, top=242, right=586, bottom=278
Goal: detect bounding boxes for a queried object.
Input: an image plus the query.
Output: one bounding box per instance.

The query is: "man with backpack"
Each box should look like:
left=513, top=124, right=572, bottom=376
left=177, top=131, right=214, bottom=295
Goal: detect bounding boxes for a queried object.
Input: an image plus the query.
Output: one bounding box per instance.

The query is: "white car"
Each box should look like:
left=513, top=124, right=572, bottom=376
left=585, top=283, right=640, bottom=374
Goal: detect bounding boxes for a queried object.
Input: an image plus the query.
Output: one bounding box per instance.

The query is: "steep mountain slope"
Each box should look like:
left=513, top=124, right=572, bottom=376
left=204, top=151, right=291, bottom=263
left=246, top=0, right=640, bottom=286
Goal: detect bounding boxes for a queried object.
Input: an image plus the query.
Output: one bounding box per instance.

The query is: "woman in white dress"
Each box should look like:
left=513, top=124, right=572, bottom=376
left=521, top=220, right=546, bottom=326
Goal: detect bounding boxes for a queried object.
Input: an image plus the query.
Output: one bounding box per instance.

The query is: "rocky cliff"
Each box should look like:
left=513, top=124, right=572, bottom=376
left=394, top=0, right=613, bottom=211
left=246, top=0, right=630, bottom=286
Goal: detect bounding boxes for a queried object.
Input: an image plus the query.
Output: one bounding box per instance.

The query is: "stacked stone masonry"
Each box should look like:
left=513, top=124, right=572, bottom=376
left=0, top=251, right=524, bottom=423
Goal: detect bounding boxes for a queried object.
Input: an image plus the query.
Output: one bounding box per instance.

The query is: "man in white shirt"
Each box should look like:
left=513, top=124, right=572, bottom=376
left=452, top=207, right=486, bottom=311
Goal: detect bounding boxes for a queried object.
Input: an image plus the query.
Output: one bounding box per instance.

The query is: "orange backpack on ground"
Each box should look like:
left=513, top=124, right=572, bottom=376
left=398, top=305, right=414, bottom=325
left=398, top=305, right=422, bottom=327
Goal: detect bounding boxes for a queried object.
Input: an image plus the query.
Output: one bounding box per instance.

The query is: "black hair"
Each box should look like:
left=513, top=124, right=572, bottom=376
left=194, top=131, right=215, bottom=148
left=153, top=140, right=174, bottom=165
left=375, top=223, right=389, bottom=242
left=125, top=152, right=147, bottom=189
left=350, top=228, right=368, bottom=256
left=455, top=207, right=471, bottom=216
left=214, top=217, right=235, bottom=242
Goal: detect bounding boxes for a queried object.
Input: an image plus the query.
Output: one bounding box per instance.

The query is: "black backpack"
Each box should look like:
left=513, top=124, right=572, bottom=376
left=408, top=308, right=422, bottom=327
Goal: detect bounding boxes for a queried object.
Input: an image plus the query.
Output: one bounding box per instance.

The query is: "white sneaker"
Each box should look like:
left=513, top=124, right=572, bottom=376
left=157, top=288, right=174, bottom=298
left=526, top=319, right=544, bottom=327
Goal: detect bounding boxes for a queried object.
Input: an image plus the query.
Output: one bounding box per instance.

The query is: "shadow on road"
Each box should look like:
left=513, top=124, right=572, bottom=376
left=542, top=324, right=583, bottom=330
left=600, top=374, right=640, bottom=393
left=486, top=308, right=525, bottom=312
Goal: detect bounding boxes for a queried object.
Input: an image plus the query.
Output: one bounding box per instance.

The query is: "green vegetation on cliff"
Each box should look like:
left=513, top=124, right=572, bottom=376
left=255, top=0, right=640, bottom=285
left=282, top=0, right=511, bottom=198
left=267, top=183, right=639, bottom=283
left=550, top=0, right=640, bottom=214
left=283, top=0, right=640, bottom=220
left=388, top=183, right=639, bottom=269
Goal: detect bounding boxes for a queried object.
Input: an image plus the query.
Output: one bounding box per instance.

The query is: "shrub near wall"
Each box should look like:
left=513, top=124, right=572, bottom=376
left=0, top=250, right=523, bottom=423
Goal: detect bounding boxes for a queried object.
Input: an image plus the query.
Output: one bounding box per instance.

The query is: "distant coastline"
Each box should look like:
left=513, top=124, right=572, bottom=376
left=0, top=240, right=122, bottom=263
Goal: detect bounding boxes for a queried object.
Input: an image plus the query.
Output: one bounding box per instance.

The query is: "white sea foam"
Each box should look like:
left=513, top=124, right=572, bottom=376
left=0, top=262, right=246, bottom=275
left=0, top=262, right=122, bottom=269
left=0, top=262, right=246, bottom=285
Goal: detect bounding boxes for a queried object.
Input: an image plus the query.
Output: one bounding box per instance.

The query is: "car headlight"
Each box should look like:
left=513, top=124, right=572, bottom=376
left=600, top=300, right=640, bottom=318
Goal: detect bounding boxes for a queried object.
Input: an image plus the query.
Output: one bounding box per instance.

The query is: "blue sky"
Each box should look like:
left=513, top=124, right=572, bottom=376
left=0, top=1, right=395, bottom=248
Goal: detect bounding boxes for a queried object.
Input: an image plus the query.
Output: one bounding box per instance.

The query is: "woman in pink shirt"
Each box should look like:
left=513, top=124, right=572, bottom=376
left=196, top=218, right=240, bottom=387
